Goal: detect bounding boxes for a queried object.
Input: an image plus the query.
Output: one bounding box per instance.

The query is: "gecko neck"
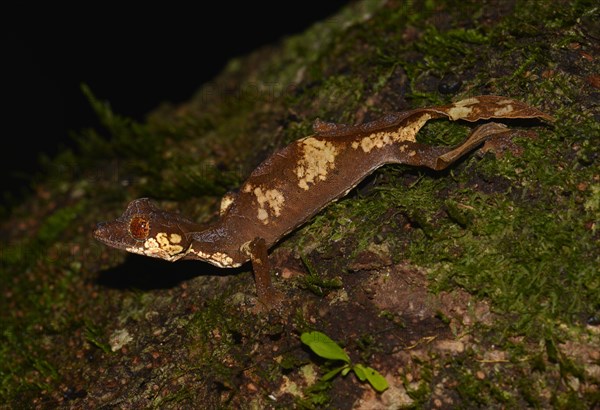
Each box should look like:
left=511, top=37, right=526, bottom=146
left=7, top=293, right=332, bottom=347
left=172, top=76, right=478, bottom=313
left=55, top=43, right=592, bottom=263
left=185, top=221, right=248, bottom=268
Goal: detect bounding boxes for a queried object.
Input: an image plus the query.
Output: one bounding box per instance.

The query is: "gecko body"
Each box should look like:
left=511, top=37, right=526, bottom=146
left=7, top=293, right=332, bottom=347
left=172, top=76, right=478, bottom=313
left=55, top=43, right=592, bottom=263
left=94, top=96, right=552, bottom=306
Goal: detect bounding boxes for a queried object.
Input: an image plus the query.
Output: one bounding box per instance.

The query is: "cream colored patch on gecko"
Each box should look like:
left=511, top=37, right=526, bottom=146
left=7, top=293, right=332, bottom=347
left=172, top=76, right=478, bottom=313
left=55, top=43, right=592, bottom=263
left=169, top=233, right=182, bottom=244
left=210, top=252, right=235, bottom=267
left=125, top=245, right=147, bottom=256
left=144, top=237, right=159, bottom=249
left=239, top=240, right=252, bottom=257
left=152, top=232, right=185, bottom=255
left=188, top=247, right=237, bottom=268
left=189, top=247, right=210, bottom=260
left=219, top=192, right=236, bottom=216
left=253, top=186, right=285, bottom=224
left=257, top=208, right=268, bottom=222
left=493, top=104, right=514, bottom=116
left=125, top=237, right=184, bottom=261
left=352, top=114, right=431, bottom=153
left=447, top=97, right=480, bottom=120
left=295, top=137, right=338, bottom=190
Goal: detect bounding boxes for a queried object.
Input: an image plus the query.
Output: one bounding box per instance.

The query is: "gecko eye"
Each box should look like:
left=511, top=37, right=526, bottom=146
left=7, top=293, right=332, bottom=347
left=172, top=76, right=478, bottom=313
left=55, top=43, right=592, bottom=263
left=129, top=216, right=151, bottom=240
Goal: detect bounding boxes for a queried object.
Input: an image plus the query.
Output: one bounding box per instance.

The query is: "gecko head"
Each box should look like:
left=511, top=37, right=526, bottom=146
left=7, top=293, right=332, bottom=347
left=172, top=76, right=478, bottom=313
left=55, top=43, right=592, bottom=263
left=93, top=198, right=200, bottom=261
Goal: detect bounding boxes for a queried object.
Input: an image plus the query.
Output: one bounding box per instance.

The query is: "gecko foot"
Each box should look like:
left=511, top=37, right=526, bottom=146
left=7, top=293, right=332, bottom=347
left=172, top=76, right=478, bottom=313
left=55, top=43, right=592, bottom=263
left=247, top=237, right=285, bottom=313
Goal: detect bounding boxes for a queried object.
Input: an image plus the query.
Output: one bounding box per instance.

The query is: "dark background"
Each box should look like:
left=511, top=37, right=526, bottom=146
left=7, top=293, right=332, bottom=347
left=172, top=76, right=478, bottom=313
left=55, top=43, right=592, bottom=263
left=3, top=3, right=348, bottom=199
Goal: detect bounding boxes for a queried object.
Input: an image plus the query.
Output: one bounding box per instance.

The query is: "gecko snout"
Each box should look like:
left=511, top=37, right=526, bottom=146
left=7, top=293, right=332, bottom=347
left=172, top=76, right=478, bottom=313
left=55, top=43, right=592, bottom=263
left=93, top=222, right=109, bottom=241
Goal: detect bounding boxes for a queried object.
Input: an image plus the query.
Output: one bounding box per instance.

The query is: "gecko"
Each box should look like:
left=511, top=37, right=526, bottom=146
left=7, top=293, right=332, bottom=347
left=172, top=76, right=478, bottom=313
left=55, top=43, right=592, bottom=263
left=94, top=96, right=553, bottom=308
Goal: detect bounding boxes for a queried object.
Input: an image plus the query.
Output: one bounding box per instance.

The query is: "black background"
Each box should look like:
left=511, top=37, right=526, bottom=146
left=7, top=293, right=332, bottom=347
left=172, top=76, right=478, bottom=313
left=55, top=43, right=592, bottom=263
left=3, top=3, right=349, bottom=198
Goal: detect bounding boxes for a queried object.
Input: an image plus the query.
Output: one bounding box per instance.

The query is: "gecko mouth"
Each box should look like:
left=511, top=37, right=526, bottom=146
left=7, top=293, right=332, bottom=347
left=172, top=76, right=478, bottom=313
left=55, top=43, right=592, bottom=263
left=93, top=222, right=107, bottom=240
left=93, top=221, right=132, bottom=248
left=93, top=222, right=113, bottom=245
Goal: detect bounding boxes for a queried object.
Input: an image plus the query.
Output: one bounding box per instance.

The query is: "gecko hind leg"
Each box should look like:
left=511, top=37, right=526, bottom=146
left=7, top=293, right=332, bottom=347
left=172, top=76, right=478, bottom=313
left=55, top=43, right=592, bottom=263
left=389, top=122, right=513, bottom=171
left=432, top=122, right=512, bottom=170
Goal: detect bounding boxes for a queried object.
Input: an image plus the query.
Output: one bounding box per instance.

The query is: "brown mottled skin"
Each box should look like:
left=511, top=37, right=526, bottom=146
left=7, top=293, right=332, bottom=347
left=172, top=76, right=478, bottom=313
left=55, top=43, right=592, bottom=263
left=94, top=96, right=553, bottom=308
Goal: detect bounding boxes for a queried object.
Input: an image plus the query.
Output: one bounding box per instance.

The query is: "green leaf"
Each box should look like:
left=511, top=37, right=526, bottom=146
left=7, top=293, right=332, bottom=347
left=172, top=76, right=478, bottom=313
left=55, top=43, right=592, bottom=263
left=363, top=366, right=389, bottom=392
left=301, top=331, right=351, bottom=363
left=341, top=367, right=351, bottom=376
left=353, top=363, right=368, bottom=381
left=322, top=365, right=347, bottom=381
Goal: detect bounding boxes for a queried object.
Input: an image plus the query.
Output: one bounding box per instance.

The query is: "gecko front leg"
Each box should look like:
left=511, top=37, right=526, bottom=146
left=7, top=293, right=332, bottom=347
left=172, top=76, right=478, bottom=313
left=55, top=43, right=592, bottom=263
left=245, top=237, right=282, bottom=310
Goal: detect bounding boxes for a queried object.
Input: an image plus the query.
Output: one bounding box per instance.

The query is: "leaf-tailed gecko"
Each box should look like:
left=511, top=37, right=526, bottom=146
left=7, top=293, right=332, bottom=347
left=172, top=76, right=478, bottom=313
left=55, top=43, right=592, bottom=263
left=94, top=96, right=552, bottom=307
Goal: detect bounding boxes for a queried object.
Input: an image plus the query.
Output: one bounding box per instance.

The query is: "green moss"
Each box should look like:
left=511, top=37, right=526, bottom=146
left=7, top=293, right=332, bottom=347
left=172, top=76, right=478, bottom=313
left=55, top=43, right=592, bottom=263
left=299, top=254, right=343, bottom=297
left=1, top=200, right=86, bottom=267
left=39, top=202, right=87, bottom=243
left=404, top=364, right=433, bottom=407
left=84, top=319, right=112, bottom=354
left=187, top=297, right=245, bottom=385
left=151, top=389, right=194, bottom=409
left=0, top=200, right=103, bottom=403
left=406, top=185, right=598, bottom=332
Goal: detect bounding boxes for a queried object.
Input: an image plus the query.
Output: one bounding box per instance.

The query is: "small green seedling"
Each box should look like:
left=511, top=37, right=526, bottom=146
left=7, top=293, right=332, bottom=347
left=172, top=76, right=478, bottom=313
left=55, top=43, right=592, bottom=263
left=300, top=331, right=389, bottom=392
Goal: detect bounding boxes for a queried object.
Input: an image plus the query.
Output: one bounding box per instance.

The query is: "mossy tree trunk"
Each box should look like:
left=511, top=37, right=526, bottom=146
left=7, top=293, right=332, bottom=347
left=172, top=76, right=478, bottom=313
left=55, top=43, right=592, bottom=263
left=1, top=1, right=598, bottom=408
